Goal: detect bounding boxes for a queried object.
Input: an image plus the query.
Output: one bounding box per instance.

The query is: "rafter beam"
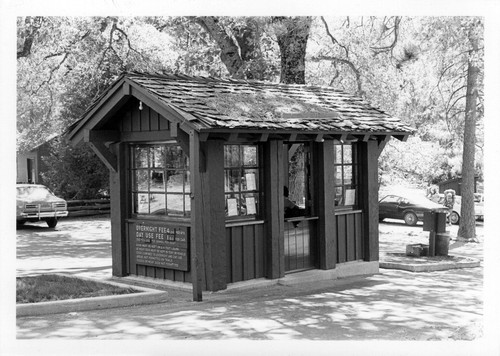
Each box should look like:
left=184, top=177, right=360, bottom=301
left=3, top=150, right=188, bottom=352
left=84, top=129, right=120, bottom=143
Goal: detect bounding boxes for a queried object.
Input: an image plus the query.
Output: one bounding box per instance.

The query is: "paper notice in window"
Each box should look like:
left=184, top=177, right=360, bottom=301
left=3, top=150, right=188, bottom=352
left=138, top=194, right=149, bottom=213
left=245, top=173, right=256, bottom=190
left=246, top=197, right=256, bottom=215
left=345, top=189, right=356, bottom=205
left=227, top=198, right=238, bottom=216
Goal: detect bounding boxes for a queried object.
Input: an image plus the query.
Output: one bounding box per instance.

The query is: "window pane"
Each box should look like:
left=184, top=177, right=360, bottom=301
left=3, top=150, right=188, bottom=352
left=224, top=145, right=240, bottom=167
left=166, top=194, right=184, bottom=216
left=335, top=187, right=343, bottom=206
left=151, top=146, right=164, bottom=168
left=225, top=194, right=240, bottom=216
left=134, top=147, right=149, bottom=168
left=150, top=193, right=166, bottom=215
left=184, top=195, right=191, bottom=216
left=150, top=170, right=165, bottom=192
left=242, top=169, right=258, bottom=191
left=334, top=166, right=343, bottom=186
left=334, top=144, right=342, bottom=163
left=242, top=193, right=259, bottom=216
left=242, top=145, right=257, bottom=166
left=166, top=170, right=185, bottom=193
left=134, top=193, right=149, bottom=214
left=225, top=169, right=241, bottom=193
left=165, top=145, right=186, bottom=168
left=135, top=170, right=149, bottom=191
left=343, top=145, right=352, bottom=163
left=184, top=171, right=191, bottom=193
left=344, top=165, right=353, bottom=185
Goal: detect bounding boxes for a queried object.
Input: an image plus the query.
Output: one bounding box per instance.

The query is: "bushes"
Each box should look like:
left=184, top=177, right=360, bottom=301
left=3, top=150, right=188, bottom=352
left=41, top=137, right=109, bottom=200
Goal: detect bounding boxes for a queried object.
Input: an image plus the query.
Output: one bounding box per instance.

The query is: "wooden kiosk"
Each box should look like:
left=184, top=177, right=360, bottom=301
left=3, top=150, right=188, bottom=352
left=68, top=72, right=413, bottom=299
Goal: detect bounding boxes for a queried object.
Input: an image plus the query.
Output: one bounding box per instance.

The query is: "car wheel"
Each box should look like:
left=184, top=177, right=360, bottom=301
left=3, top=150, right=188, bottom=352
left=403, top=212, right=418, bottom=226
left=450, top=211, right=460, bottom=225
left=46, top=218, right=57, bottom=228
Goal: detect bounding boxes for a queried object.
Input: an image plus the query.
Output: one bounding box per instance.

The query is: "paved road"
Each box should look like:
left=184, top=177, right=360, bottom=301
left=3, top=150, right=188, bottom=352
left=16, top=216, right=112, bottom=279
left=13, top=216, right=497, bottom=352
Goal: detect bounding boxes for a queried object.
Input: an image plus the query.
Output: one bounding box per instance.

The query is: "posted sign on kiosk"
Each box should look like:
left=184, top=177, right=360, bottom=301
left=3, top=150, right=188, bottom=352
left=132, top=222, right=189, bottom=271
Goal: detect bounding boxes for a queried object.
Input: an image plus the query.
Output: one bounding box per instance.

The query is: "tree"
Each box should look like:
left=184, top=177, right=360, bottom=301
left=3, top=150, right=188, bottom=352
left=458, top=19, right=482, bottom=240
left=41, top=137, right=109, bottom=200
left=17, top=16, right=483, bottom=211
left=272, top=16, right=313, bottom=84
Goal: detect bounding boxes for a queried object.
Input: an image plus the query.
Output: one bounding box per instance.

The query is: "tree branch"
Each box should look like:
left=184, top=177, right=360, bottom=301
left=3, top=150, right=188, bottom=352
left=370, top=17, right=401, bottom=55
left=319, top=17, right=363, bottom=95
left=17, top=17, right=46, bottom=59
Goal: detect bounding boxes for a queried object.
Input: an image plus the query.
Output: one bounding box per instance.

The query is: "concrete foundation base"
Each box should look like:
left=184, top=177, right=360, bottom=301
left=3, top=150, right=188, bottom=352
left=118, top=261, right=380, bottom=292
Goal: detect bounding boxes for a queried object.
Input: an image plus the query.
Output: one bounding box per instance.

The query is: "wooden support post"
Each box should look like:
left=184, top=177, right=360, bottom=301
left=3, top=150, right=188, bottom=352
left=316, top=140, right=337, bottom=269
left=200, top=140, right=226, bottom=291
left=359, top=140, right=379, bottom=262
left=189, top=130, right=205, bottom=301
left=428, top=231, right=436, bottom=257
left=109, top=143, right=128, bottom=276
left=264, top=140, right=285, bottom=279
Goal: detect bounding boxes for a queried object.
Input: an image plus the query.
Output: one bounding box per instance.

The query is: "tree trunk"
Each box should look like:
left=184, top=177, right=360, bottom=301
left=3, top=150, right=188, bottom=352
left=194, top=17, right=245, bottom=78
left=273, top=17, right=312, bottom=84
left=457, top=29, right=479, bottom=240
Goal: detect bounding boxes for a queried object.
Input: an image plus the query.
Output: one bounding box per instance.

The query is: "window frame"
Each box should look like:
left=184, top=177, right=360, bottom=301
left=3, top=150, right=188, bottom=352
left=129, top=142, right=191, bottom=220
left=223, top=143, right=263, bottom=222
left=333, top=142, right=359, bottom=209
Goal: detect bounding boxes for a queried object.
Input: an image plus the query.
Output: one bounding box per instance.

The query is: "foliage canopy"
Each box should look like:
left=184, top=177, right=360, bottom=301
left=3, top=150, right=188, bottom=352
left=16, top=16, right=483, bottom=198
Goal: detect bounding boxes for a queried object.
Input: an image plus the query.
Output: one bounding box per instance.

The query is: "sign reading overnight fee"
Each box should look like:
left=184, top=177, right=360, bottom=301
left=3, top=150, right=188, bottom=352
left=132, top=222, right=189, bottom=271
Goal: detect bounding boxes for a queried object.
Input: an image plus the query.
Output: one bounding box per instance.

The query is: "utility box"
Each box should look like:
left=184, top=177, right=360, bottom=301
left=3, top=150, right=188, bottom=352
left=423, top=212, right=447, bottom=233
left=406, top=243, right=429, bottom=257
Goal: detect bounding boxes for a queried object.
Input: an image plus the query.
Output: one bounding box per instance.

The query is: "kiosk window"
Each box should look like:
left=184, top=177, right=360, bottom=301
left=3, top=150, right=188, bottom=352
left=130, top=144, right=190, bottom=217
left=224, top=144, right=261, bottom=219
left=334, top=143, right=359, bottom=207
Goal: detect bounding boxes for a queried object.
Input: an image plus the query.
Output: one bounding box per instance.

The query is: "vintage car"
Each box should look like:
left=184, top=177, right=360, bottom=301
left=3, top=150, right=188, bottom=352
left=16, top=184, right=68, bottom=228
left=379, top=193, right=449, bottom=226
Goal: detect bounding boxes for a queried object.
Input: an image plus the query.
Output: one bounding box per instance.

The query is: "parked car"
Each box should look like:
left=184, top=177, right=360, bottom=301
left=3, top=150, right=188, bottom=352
left=437, top=194, right=484, bottom=224
left=16, top=184, right=68, bottom=228
left=379, top=193, right=448, bottom=226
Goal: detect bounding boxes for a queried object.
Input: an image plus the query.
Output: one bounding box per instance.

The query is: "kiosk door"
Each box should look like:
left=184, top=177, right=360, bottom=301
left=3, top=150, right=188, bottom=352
left=284, top=143, right=317, bottom=272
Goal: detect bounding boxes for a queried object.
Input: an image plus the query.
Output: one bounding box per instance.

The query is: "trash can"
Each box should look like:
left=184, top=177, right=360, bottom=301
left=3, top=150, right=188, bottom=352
left=435, top=232, right=450, bottom=256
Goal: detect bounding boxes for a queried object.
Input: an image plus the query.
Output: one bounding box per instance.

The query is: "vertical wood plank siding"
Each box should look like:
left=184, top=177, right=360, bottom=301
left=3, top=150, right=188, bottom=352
left=119, top=100, right=170, bottom=133
left=335, top=211, right=364, bottom=263
left=225, top=223, right=266, bottom=283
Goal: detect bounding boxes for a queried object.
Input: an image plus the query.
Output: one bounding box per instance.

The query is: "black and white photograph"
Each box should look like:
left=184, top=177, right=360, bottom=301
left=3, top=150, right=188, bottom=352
left=1, top=0, right=499, bottom=355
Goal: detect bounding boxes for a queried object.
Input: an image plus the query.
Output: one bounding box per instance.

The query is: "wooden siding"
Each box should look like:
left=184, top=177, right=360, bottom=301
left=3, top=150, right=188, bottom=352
left=335, top=211, right=364, bottom=263
left=225, top=222, right=266, bottom=283
left=119, top=99, right=170, bottom=133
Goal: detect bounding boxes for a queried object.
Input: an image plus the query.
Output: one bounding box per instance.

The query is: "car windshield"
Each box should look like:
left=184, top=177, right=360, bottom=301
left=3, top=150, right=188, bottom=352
left=17, top=186, right=55, bottom=200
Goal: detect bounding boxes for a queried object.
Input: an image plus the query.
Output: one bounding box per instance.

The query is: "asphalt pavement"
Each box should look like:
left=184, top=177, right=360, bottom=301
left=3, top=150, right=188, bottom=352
left=9, top=216, right=500, bottom=355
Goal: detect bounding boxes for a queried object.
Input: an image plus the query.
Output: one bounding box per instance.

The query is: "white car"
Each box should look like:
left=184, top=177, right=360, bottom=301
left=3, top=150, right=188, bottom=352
left=16, top=184, right=68, bottom=228
left=438, top=194, right=483, bottom=224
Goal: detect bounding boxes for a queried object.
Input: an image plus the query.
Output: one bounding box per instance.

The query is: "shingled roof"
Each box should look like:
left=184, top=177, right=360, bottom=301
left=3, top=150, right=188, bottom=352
left=69, top=72, right=414, bottom=143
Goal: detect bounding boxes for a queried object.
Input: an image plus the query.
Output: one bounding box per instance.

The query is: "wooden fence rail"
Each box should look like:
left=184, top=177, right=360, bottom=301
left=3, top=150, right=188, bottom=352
left=67, top=199, right=110, bottom=217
